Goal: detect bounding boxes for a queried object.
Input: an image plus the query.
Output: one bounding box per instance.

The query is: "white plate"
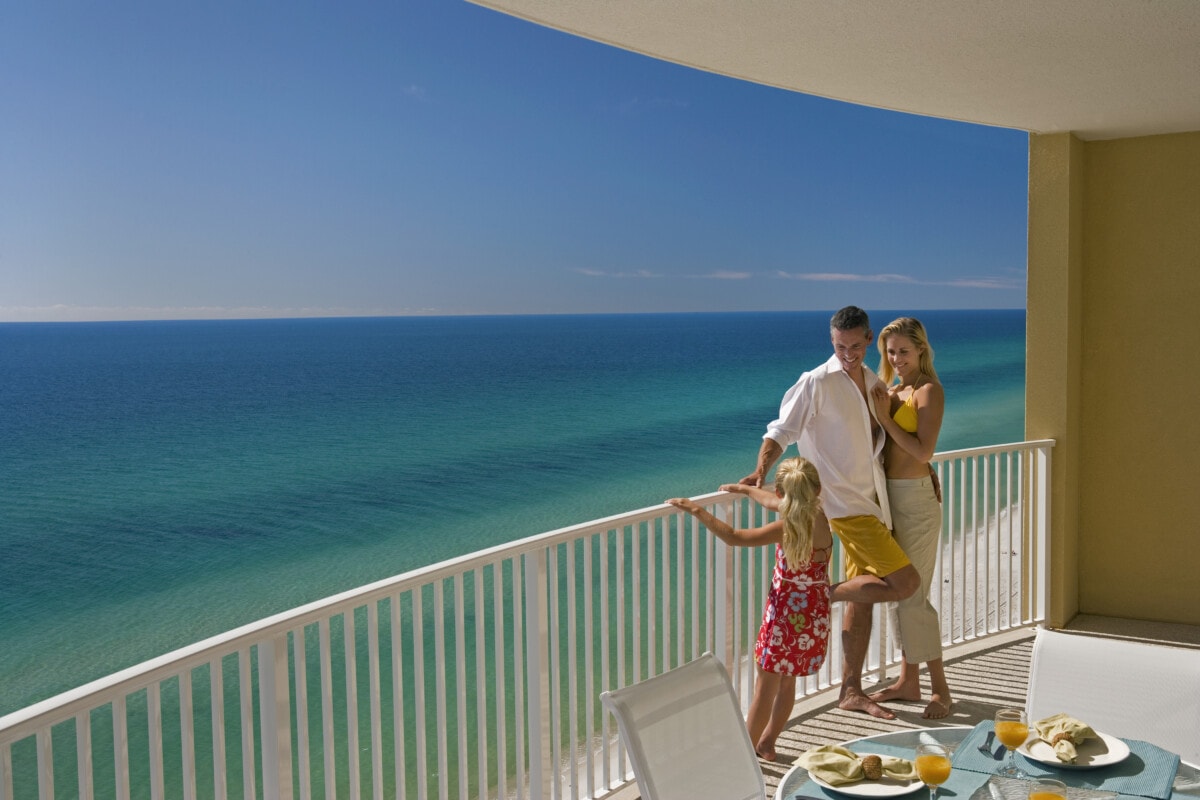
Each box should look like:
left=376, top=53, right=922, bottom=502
left=808, top=755, right=924, bottom=797
left=1017, top=730, right=1131, bottom=769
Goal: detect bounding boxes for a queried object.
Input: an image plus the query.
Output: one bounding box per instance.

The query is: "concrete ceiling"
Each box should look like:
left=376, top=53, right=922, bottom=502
left=469, top=0, right=1200, bottom=141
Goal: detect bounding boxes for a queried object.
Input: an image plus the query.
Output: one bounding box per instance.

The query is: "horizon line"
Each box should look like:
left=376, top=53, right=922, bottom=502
left=0, top=306, right=1027, bottom=325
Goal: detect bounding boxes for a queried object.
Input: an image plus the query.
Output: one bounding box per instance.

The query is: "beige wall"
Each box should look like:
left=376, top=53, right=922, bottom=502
left=1028, top=131, right=1200, bottom=626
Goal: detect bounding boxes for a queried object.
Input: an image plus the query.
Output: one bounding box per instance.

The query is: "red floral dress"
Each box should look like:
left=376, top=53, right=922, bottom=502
left=754, top=544, right=831, bottom=676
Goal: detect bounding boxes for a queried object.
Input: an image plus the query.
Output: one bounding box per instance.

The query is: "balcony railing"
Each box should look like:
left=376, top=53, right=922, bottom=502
left=0, top=440, right=1052, bottom=800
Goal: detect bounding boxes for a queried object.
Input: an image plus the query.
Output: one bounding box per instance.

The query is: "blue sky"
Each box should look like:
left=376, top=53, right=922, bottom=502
left=0, top=2, right=1029, bottom=322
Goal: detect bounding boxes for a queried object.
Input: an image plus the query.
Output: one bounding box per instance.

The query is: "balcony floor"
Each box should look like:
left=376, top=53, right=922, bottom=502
left=758, top=627, right=1037, bottom=796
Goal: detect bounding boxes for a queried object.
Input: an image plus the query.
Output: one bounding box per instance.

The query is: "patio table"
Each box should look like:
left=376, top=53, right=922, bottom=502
left=775, top=724, right=1200, bottom=800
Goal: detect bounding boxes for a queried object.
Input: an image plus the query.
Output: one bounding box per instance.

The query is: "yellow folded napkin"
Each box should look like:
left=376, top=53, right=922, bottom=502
left=797, top=745, right=917, bottom=785
left=1034, top=713, right=1096, bottom=763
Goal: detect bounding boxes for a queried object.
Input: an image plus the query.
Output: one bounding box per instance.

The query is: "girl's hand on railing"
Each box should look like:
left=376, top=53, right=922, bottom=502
left=720, top=482, right=781, bottom=510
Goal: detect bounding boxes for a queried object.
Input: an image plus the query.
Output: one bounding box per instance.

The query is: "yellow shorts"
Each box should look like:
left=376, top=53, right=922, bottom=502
left=830, top=514, right=911, bottom=579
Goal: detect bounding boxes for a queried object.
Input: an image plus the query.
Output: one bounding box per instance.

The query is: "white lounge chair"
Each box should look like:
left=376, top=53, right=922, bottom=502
left=600, top=652, right=766, bottom=800
left=1025, top=626, right=1200, bottom=765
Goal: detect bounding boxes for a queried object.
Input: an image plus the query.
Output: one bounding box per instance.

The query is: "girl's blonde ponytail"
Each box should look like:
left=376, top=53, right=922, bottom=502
left=774, top=457, right=822, bottom=569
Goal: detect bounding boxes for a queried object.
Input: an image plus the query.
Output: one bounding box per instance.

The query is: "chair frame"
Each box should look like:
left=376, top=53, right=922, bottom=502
left=600, top=652, right=767, bottom=800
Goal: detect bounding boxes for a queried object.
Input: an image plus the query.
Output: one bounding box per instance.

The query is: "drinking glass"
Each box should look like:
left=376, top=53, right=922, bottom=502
left=915, top=743, right=953, bottom=800
left=994, top=708, right=1030, bottom=778
left=1028, top=778, right=1067, bottom=800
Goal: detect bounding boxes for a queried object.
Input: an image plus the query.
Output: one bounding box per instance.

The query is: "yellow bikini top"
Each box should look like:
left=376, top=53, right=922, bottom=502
left=892, top=387, right=919, bottom=433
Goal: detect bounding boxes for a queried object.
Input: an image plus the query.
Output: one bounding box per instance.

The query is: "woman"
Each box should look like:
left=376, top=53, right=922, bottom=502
left=868, top=317, right=953, bottom=719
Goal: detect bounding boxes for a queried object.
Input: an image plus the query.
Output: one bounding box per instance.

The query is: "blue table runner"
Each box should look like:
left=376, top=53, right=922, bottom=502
left=785, top=725, right=1181, bottom=800
left=953, top=722, right=1179, bottom=800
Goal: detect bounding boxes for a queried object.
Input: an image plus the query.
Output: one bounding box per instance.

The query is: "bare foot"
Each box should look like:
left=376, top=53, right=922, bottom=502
left=922, top=693, right=953, bottom=720
left=756, top=746, right=777, bottom=762
left=839, top=689, right=896, bottom=720
left=868, top=683, right=921, bottom=704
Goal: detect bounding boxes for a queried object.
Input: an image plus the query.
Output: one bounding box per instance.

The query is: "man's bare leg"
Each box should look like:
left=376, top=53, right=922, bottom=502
left=838, top=601, right=895, bottom=719
left=829, top=564, right=920, bottom=604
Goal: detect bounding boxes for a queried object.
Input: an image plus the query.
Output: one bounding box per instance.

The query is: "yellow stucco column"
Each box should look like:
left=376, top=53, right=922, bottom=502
left=1026, top=133, right=1083, bottom=627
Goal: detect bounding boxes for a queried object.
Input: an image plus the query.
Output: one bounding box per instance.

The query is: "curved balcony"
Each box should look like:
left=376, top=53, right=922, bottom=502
left=0, top=440, right=1052, bottom=800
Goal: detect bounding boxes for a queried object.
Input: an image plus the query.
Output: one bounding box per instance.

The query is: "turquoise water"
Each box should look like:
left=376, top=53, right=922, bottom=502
left=0, top=310, right=1024, bottom=717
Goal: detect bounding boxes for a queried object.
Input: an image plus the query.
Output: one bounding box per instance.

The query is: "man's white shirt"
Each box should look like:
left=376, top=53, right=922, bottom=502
left=763, top=354, right=892, bottom=528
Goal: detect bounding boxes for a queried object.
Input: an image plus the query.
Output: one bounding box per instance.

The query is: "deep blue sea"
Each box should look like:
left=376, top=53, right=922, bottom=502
left=0, top=310, right=1024, bottom=716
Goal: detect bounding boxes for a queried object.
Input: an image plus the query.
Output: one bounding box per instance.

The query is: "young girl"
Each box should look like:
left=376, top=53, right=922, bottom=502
left=666, top=456, right=832, bottom=762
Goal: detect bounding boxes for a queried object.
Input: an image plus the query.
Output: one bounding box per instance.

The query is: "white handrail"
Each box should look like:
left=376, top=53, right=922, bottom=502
left=0, top=440, right=1053, bottom=800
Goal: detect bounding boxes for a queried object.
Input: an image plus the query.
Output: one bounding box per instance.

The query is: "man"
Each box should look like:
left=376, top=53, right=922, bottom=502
left=742, top=305, right=919, bottom=719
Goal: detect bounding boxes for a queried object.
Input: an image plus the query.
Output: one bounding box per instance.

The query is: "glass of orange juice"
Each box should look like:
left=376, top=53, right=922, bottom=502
left=994, top=708, right=1030, bottom=777
left=915, top=743, right=953, bottom=800
left=1029, top=778, right=1067, bottom=800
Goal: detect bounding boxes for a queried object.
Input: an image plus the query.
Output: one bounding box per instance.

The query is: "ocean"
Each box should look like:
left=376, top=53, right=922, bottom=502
left=0, top=310, right=1024, bottom=717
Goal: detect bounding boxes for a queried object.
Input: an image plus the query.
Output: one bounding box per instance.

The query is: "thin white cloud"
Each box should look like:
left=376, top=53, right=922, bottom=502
left=776, top=270, right=1024, bottom=290
left=575, top=268, right=750, bottom=280
left=778, top=271, right=918, bottom=284
left=402, top=85, right=428, bottom=101
left=573, top=268, right=661, bottom=278
left=571, top=267, right=1023, bottom=290
left=930, top=271, right=1025, bottom=290
left=942, top=277, right=1023, bottom=289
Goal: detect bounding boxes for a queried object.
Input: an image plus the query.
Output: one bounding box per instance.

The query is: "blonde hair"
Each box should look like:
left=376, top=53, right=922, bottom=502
left=774, top=457, right=822, bottom=569
left=877, top=316, right=939, bottom=386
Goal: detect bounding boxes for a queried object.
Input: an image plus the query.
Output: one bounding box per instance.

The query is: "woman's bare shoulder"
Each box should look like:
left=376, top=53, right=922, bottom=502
left=917, top=379, right=944, bottom=401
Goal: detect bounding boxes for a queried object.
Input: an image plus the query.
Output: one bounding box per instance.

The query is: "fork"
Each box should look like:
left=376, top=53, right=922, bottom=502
left=978, top=730, right=996, bottom=758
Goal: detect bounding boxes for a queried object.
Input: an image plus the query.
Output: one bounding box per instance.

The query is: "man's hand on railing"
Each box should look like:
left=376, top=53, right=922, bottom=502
left=738, top=470, right=764, bottom=487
